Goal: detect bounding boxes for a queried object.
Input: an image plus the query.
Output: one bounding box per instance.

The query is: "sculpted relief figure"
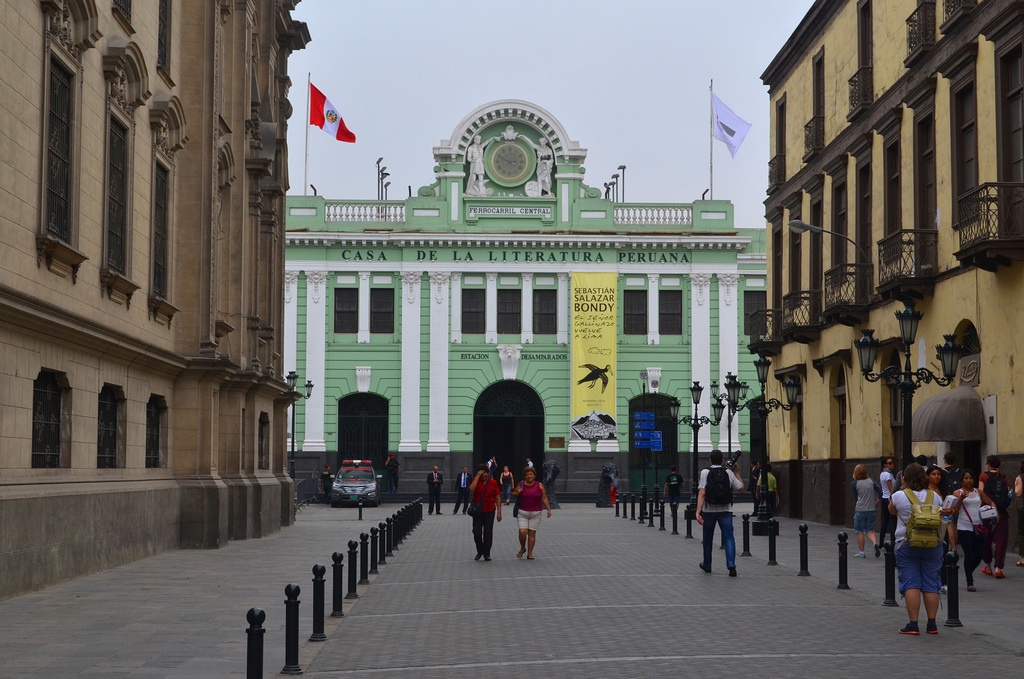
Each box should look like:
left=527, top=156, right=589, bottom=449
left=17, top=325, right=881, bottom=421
left=535, top=137, right=555, bottom=197
left=464, top=134, right=494, bottom=197
left=502, top=124, right=517, bottom=141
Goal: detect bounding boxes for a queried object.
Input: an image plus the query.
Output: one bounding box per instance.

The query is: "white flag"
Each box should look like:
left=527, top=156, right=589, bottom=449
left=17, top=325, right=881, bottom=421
left=712, top=94, right=751, bottom=158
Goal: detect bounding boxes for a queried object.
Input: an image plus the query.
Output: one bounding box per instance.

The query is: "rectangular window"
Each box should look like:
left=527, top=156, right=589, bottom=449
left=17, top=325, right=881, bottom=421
left=145, top=396, right=163, bottom=468
left=32, top=371, right=63, bottom=469
left=810, top=199, right=823, bottom=290
left=658, top=290, right=682, bottom=335
left=857, top=162, right=872, bottom=264
left=623, top=289, right=647, bottom=335
left=107, top=119, right=128, bottom=274
left=46, top=60, right=73, bottom=242
left=258, top=414, right=269, bottom=470
left=333, top=288, right=357, bottom=333
left=462, top=288, right=485, bottom=334
left=97, top=386, right=119, bottom=469
left=953, top=84, right=977, bottom=198
left=113, top=0, right=132, bottom=23
left=858, top=0, right=873, bottom=67
left=789, top=213, right=802, bottom=293
left=497, top=289, right=521, bottom=334
left=772, top=224, right=783, bottom=307
left=157, top=0, right=170, bottom=70
left=744, top=290, right=767, bottom=336
left=832, top=178, right=848, bottom=266
left=885, top=138, right=901, bottom=235
left=916, top=114, right=936, bottom=230
left=533, top=289, right=556, bottom=334
left=153, top=163, right=169, bottom=298
left=1002, top=49, right=1023, bottom=182
left=369, top=288, right=394, bottom=333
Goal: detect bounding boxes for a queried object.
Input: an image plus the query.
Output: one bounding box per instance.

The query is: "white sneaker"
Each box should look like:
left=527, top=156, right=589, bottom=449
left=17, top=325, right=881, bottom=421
left=940, top=585, right=948, bottom=594
left=854, top=551, right=866, bottom=558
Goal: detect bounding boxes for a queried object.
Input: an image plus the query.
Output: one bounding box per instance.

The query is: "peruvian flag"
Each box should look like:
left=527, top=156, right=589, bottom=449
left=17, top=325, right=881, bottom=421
left=309, top=83, right=355, bottom=143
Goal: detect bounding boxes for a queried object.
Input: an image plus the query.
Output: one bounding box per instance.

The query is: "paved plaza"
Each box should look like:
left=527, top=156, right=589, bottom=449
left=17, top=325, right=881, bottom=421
left=1, top=502, right=1020, bottom=678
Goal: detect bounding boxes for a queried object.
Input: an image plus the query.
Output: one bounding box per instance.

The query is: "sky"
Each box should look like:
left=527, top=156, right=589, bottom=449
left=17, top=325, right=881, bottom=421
left=286, top=0, right=817, bottom=229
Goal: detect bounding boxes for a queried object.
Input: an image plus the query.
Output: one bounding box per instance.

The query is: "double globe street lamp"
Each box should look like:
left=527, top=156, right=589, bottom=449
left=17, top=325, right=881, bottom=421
left=286, top=370, right=314, bottom=479
left=669, top=381, right=725, bottom=539
left=750, top=355, right=801, bottom=535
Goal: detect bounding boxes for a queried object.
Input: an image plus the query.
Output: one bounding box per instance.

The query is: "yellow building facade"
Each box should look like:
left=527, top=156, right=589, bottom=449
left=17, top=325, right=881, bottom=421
left=758, top=0, right=1023, bottom=533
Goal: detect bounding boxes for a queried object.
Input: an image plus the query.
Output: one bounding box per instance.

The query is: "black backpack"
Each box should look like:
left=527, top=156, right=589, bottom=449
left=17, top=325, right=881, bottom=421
left=985, top=472, right=1011, bottom=511
left=943, top=466, right=962, bottom=494
left=705, top=467, right=733, bottom=505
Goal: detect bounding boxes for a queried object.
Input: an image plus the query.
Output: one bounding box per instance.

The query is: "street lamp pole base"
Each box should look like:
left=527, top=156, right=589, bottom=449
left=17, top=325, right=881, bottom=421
left=751, top=517, right=779, bottom=537
left=683, top=505, right=696, bottom=539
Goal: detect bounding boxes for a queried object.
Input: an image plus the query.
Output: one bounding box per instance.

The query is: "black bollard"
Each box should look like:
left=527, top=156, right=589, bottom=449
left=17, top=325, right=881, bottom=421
left=639, top=487, right=647, bottom=522
left=659, top=500, right=666, bottom=531
left=647, top=497, right=655, bottom=527
left=282, top=584, right=301, bottom=675
left=330, top=552, right=345, bottom=618
left=385, top=517, right=395, bottom=557
left=740, top=514, right=751, bottom=557
left=685, top=506, right=694, bottom=539
left=369, top=527, right=379, bottom=574
left=671, top=504, right=679, bottom=536
left=245, top=607, right=266, bottom=679
left=359, top=533, right=370, bottom=585
left=310, top=564, right=327, bottom=642
left=394, top=509, right=403, bottom=547
left=837, top=532, right=850, bottom=589
left=767, top=518, right=778, bottom=565
left=358, top=499, right=363, bottom=521
left=377, top=522, right=388, bottom=565
left=882, top=540, right=898, bottom=606
left=944, top=551, right=962, bottom=627
left=346, top=540, right=359, bottom=599
left=630, top=494, right=636, bottom=521
left=798, top=524, right=810, bottom=576
left=623, top=494, right=630, bottom=520
left=615, top=494, right=620, bottom=517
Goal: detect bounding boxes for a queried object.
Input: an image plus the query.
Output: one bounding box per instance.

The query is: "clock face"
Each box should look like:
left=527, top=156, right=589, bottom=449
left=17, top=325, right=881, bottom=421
left=486, top=141, right=534, bottom=187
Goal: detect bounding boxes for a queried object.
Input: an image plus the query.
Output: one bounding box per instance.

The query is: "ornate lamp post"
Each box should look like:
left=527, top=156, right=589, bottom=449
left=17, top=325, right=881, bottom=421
left=711, top=372, right=752, bottom=460
left=750, top=355, right=801, bottom=536
left=854, top=301, right=963, bottom=469
left=287, top=370, right=314, bottom=479
left=670, top=381, right=725, bottom=539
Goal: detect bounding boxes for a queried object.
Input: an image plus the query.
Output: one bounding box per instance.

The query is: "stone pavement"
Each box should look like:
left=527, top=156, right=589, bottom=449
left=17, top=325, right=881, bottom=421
left=0, top=502, right=1020, bottom=678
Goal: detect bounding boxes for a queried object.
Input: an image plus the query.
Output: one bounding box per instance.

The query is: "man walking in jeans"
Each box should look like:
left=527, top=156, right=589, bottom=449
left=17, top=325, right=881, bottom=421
left=696, top=449, right=745, bottom=576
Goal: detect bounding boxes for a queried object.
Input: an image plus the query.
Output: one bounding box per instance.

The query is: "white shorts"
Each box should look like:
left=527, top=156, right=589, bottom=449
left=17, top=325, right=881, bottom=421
left=516, top=510, right=543, bottom=531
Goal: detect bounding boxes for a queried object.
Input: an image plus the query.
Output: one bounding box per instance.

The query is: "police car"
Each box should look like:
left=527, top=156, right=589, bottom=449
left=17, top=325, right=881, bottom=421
left=330, top=459, right=381, bottom=507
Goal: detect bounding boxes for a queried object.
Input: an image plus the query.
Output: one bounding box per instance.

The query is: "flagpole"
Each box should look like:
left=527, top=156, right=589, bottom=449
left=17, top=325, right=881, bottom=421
left=709, top=80, right=713, bottom=200
left=304, top=72, right=311, bottom=196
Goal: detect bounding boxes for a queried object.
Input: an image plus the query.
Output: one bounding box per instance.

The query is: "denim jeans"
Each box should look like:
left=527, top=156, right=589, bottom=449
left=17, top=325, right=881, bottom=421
left=701, top=511, right=736, bottom=569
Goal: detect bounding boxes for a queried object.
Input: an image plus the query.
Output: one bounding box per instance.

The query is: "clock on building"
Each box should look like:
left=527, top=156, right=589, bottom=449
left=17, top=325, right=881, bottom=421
left=485, top=140, right=535, bottom=187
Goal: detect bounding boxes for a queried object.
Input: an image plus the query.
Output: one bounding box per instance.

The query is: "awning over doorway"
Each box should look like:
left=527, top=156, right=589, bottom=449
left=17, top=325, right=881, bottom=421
left=911, top=385, right=986, bottom=442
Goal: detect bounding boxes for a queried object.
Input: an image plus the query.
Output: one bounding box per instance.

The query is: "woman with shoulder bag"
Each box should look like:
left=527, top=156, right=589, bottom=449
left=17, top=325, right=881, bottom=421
left=951, top=470, right=996, bottom=592
left=511, top=466, right=551, bottom=560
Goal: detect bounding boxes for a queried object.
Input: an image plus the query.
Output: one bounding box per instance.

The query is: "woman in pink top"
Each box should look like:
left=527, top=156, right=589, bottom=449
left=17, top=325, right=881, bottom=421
left=511, top=466, right=552, bottom=559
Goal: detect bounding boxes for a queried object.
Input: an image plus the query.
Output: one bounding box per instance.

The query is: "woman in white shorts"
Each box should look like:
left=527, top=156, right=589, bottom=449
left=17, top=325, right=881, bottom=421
left=511, top=466, right=552, bottom=559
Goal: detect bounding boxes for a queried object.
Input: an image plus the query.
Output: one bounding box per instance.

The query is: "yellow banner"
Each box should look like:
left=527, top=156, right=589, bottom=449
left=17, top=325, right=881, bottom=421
left=570, top=272, right=617, bottom=440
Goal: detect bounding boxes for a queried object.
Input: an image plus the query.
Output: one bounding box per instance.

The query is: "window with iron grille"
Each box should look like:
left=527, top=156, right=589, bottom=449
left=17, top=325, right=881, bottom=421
left=462, top=288, right=485, bottom=334
left=157, top=0, right=170, bottom=70
left=533, top=289, right=556, bottom=334
left=47, top=60, right=73, bottom=242
left=113, top=0, right=132, bottom=24
left=744, top=290, right=767, bottom=336
left=32, top=371, right=63, bottom=469
left=97, top=386, right=120, bottom=469
left=623, top=289, right=647, bottom=335
left=497, top=289, right=521, bottom=334
left=107, top=120, right=128, bottom=274
left=369, top=288, right=394, bottom=333
left=333, top=288, right=357, bottom=333
left=658, top=290, right=682, bottom=335
left=145, top=395, right=164, bottom=468
left=153, top=163, right=169, bottom=298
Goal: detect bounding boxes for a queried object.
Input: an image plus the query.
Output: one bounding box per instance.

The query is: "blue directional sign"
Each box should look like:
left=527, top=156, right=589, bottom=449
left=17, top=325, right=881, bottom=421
left=633, top=430, right=662, bottom=451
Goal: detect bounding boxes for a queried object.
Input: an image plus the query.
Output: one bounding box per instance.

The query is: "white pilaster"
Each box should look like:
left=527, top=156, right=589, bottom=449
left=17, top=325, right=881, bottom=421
left=485, top=272, right=498, bottom=344
left=357, top=271, right=370, bottom=343
left=556, top=273, right=568, bottom=344
left=521, top=273, right=534, bottom=344
left=647, top=274, right=660, bottom=345
left=427, top=272, right=451, bottom=452
left=399, top=271, right=423, bottom=452
left=450, top=273, right=462, bottom=343
left=690, top=272, right=713, bottom=451
left=717, top=273, right=740, bottom=452
left=303, top=270, right=328, bottom=451
left=284, top=270, right=298, bottom=380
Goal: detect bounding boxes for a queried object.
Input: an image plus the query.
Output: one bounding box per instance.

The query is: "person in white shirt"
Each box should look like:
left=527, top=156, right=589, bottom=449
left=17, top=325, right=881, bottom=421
left=879, top=456, right=898, bottom=547
left=696, top=450, right=745, bottom=577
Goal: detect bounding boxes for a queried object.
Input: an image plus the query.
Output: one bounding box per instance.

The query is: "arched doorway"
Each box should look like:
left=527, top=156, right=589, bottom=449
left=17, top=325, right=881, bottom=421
left=627, top=393, right=678, bottom=492
left=337, top=394, right=389, bottom=470
left=474, top=381, right=544, bottom=474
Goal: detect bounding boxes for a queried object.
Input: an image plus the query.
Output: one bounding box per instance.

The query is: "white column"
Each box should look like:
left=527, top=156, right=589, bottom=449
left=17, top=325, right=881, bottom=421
left=357, top=271, right=370, bottom=343
left=450, top=273, right=463, bottom=343
left=427, top=272, right=451, bottom=452
left=284, top=270, right=298, bottom=378
left=717, top=273, right=740, bottom=452
left=303, top=270, right=328, bottom=451
left=399, top=271, right=423, bottom=452
left=647, top=273, right=660, bottom=345
left=690, top=273, right=712, bottom=451
left=521, top=273, right=534, bottom=344
left=556, top=273, right=568, bottom=344
left=485, top=272, right=498, bottom=344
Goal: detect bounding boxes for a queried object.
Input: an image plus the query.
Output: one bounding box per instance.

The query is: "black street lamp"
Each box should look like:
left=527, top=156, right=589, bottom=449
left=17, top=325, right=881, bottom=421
left=610, top=173, right=620, bottom=202
left=854, top=301, right=963, bottom=468
left=670, top=381, right=725, bottom=539
left=617, top=165, right=626, bottom=202
left=750, top=355, right=801, bottom=536
left=711, top=372, right=752, bottom=460
left=287, top=370, right=314, bottom=479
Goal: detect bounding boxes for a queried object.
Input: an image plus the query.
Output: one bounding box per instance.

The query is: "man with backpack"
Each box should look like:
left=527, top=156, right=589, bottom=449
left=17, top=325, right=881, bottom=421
left=942, top=452, right=962, bottom=495
left=979, top=455, right=1012, bottom=579
left=696, top=449, right=745, bottom=577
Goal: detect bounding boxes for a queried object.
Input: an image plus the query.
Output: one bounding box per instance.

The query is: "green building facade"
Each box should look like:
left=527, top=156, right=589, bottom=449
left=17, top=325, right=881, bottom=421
left=285, top=100, right=766, bottom=495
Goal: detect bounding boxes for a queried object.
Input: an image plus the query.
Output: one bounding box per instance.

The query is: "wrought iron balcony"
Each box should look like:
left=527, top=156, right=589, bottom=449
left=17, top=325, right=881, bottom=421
left=747, top=308, right=784, bottom=355
left=803, top=116, right=824, bottom=162
left=906, top=1, right=936, bottom=66
left=781, top=290, right=823, bottom=343
left=848, top=66, right=873, bottom=120
left=941, top=0, right=976, bottom=32
left=877, top=229, right=938, bottom=300
left=823, top=263, right=873, bottom=325
left=767, top=154, right=785, bottom=194
left=954, top=182, right=1024, bottom=271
